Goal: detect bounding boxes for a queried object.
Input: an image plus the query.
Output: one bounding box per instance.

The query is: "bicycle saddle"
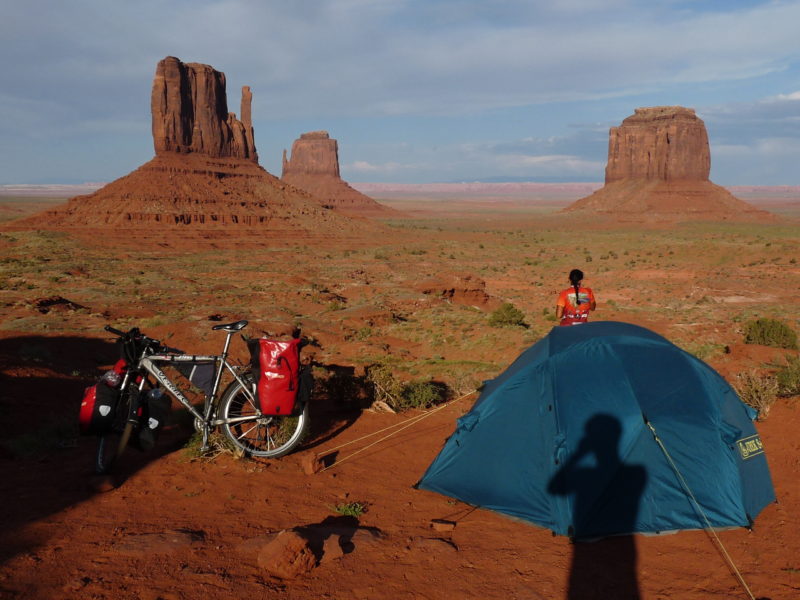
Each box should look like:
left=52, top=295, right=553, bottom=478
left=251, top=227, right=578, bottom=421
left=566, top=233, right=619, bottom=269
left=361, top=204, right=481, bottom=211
left=212, top=319, right=249, bottom=332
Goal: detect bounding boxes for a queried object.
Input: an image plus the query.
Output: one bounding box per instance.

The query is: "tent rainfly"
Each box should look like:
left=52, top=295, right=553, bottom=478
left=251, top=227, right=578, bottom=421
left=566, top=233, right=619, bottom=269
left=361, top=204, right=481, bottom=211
left=417, top=321, right=775, bottom=540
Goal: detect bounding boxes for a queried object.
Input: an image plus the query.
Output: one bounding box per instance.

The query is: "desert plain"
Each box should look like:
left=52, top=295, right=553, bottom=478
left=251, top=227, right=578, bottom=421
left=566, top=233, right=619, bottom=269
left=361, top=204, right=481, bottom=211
left=0, top=184, right=799, bottom=600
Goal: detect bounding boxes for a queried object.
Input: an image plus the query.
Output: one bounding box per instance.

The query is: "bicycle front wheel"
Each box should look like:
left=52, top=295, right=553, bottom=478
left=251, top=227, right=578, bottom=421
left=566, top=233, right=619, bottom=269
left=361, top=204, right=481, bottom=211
left=95, top=384, right=137, bottom=475
left=219, top=376, right=308, bottom=458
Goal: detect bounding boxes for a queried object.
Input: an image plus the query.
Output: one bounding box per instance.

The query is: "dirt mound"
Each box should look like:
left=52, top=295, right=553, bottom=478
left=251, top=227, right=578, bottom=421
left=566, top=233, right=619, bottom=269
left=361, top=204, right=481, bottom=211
left=282, top=131, right=397, bottom=217
left=565, top=106, right=774, bottom=222
left=566, top=179, right=773, bottom=222
left=18, top=153, right=366, bottom=234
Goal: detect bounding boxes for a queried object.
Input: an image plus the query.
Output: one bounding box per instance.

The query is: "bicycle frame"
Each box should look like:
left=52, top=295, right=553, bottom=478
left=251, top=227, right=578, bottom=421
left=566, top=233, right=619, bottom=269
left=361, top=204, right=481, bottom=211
left=133, top=330, right=257, bottom=436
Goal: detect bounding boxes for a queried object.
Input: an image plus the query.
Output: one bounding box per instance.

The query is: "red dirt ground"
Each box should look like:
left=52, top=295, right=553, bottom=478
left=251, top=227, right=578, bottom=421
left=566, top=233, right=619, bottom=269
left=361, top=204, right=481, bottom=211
left=1, top=192, right=799, bottom=599
left=0, top=338, right=797, bottom=600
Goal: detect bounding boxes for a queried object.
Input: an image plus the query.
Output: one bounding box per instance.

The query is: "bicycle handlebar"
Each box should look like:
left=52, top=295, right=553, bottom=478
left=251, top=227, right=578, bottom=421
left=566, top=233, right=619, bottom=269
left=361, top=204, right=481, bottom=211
left=104, top=325, right=127, bottom=337
left=104, top=324, right=166, bottom=356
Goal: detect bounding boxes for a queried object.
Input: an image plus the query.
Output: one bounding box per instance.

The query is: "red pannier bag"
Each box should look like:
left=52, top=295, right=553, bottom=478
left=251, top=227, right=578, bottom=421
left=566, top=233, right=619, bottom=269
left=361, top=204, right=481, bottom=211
left=79, top=359, right=127, bottom=435
left=251, top=338, right=301, bottom=415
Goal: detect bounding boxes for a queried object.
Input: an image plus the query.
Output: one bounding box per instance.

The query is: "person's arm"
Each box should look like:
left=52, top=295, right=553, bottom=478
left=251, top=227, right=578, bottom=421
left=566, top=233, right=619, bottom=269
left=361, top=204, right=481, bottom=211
left=556, top=290, right=566, bottom=319
left=589, top=289, right=597, bottom=311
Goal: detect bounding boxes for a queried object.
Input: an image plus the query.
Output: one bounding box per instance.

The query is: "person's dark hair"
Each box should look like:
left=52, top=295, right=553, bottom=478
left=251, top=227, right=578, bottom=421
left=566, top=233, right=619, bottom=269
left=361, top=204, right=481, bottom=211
left=569, top=269, right=583, bottom=306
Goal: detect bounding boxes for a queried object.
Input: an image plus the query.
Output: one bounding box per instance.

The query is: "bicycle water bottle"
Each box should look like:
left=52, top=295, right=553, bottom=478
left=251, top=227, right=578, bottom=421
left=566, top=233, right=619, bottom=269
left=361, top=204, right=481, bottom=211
left=101, top=370, right=121, bottom=388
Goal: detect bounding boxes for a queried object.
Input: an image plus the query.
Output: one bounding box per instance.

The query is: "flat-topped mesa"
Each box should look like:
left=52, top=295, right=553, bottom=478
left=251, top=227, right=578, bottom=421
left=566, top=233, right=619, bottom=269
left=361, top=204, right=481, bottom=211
left=281, top=131, right=395, bottom=216
left=282, top=131, right=340, bottom=178
left=151, top=56, right=257, bottom=161
left=564, top=106, right=773, bottom=222
left=605, top=106, right=710, bottom=183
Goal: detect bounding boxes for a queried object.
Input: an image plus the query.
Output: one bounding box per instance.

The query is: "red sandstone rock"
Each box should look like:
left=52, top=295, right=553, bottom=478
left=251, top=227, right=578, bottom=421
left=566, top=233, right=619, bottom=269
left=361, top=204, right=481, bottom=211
left=151, top=56, right=256, bottom=161
left=415, top=273, right=500, bottom=310
left=282, top=131, right=394, bottom=217
left=605, top=106, right=710, bottom=183
left=19, top=57, right=381, bottom=236
left=256, top=530, right=316, bottom=579
left=565, top=106, right=773, bottom=221
left=283, top=131, right=341, bottom=178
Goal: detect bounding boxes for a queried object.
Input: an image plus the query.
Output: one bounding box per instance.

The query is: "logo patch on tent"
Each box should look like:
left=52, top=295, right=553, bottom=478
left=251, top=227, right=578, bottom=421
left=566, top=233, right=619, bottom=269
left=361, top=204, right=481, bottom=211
left=736, top=435, right=764, bottom=460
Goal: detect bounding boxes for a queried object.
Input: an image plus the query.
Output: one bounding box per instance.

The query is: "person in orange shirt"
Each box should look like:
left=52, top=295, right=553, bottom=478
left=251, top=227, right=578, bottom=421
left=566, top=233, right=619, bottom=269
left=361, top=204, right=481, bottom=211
left=556, top=269, right=596, bottom=326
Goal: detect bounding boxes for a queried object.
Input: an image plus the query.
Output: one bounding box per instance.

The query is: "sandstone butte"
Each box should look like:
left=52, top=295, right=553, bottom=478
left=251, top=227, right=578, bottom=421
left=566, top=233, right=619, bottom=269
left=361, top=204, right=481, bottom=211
left=565, top=106, right=773, bottom=221
left=281, top=131, right=395, bottom=217
left=18, top=57, right=373, bottom=234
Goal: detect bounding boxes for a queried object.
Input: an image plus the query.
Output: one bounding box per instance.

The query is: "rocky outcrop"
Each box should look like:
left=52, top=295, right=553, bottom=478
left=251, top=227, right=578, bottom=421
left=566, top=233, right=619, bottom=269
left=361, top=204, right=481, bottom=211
left=19, top=57, right=379, bottom=237
left=151, top=56, right=257, bottom=161
left=282, top=131, right=340, bottom=178
left=282, top=131, right=394, bottom=217
left=416, top=273, right=500, bottom=310
left=605, top=106, right=710, bottom=183
left=565, top=106, right=772, bottom=221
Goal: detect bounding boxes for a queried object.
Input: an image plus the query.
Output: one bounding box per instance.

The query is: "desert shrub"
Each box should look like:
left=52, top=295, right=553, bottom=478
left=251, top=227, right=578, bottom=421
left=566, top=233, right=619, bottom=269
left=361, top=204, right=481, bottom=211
left=777, top=355, right=800, bottom=397
left=333, top=501, right=368, bottom=517
left=400, top=380, right=443, bottom=409
left=733, top=371, right=779, bottom=420
left=488, top=302, right=526, bottom=328
left=743, top=318, right=798, bottom=349
left=365, top=364, right=403, bottom=407
left=365, top=365, right=444, bottom=411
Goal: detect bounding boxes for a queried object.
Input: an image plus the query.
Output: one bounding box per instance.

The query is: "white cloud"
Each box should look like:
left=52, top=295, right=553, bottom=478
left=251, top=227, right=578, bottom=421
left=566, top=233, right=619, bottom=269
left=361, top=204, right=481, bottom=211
left=3, top=0, right=800, bottom=183
left=347, top=160, right=414, bottom=173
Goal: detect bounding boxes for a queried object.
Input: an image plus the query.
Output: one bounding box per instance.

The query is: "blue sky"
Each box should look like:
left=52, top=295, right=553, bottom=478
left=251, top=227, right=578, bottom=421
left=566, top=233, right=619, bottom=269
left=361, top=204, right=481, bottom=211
left=1, top=0, right=799, bottom=185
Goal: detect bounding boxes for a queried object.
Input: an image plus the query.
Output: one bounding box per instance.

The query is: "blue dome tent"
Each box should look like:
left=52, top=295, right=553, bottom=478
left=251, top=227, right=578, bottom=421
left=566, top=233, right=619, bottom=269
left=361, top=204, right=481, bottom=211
left=417, top=321, right=775, bottom=540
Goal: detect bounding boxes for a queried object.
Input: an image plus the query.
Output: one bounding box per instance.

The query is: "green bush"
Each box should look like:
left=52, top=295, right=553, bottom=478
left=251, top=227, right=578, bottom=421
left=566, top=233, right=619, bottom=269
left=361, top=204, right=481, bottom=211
left=743, top=318, right=798, bottom=349
left=365, top=365, right=444, bottom=411
left=777, top=355, right=800, bottom=397
left=332, top=501, right=368, bottom=517
left=488, top=302, right=526, bottom=328
left=400, top=380, right=442, bottom=409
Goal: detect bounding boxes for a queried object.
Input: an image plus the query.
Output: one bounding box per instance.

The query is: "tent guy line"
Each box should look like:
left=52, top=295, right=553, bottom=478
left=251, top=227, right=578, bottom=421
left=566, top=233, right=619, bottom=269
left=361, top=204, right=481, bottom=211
left=645, top=418, right=757, bottom=600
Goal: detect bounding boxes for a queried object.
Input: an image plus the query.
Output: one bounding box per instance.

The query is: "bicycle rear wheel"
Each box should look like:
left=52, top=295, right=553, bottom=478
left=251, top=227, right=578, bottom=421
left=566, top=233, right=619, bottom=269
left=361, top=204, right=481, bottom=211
left=219, top=376, right=308, bottom=458
left=95, top=384, right=138, bottom=474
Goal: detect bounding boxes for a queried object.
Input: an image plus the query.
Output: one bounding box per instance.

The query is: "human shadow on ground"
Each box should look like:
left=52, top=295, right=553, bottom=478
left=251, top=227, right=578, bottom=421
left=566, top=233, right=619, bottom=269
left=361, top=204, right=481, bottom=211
left=548, top=414, right=647, bottom=600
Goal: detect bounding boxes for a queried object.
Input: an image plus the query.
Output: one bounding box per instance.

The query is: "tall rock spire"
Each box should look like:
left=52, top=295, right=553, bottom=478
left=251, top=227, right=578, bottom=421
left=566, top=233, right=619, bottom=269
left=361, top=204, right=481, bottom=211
left=151, top=56, right=257, bottom=161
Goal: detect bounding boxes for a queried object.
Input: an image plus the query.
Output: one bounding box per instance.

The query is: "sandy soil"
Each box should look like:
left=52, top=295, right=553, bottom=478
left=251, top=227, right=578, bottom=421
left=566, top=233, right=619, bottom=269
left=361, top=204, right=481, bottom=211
left=1, top=193, right=799, bottom=599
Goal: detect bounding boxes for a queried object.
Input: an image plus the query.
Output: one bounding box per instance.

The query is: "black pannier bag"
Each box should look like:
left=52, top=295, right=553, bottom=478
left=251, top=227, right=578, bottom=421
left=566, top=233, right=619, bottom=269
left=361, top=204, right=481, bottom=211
left=176, top=362, right=215, bottom=396
left=137, top=388, right=171, bottom=451
left=295, top=364, right=313, bottom=414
